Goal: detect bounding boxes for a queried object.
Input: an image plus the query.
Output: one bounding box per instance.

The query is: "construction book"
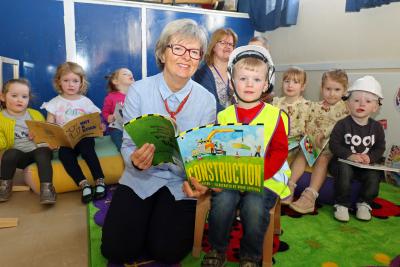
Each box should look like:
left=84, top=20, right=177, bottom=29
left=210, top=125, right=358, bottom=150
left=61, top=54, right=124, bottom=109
left=300, top=135, right=329, bottom=167
left=339, top=158, right=400, bottom=173
left=124, top=114, right=265, bottom=192
left=108, top=102, right=124, bottom=130
left=26, top=112, right=103, bottom=148
left=384, top=145, right=400, bottom=186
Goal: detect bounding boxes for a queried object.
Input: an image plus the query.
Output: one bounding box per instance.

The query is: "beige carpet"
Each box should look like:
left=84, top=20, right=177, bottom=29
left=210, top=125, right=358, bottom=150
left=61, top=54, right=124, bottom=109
left=0, top=185, right=88, bottom=267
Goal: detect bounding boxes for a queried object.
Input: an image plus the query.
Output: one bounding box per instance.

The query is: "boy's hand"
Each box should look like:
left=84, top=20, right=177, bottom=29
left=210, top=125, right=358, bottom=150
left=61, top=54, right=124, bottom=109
left=130, top=143, right=155, bottom=170
left=359, top=154, right=371, bottom=164
left=347, top=154, right=364, bottom=163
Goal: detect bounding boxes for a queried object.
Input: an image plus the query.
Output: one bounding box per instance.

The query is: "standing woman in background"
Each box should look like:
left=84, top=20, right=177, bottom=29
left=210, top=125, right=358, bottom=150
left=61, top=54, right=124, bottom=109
left=193, top=28, right=238, bottom=112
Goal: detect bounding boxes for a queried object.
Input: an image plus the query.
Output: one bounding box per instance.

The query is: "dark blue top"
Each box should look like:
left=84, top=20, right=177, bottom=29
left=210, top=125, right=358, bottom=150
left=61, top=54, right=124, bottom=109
left=193, top=64, right=227, bottom=113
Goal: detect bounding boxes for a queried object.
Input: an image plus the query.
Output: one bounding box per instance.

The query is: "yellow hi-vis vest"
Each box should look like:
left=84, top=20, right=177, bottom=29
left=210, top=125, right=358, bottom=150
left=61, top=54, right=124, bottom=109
left=217, top=103, right=292, bottom=199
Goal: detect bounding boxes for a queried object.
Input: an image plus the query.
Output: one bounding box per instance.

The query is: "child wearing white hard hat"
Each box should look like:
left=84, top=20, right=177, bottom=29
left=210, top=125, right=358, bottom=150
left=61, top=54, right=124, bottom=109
left=199, top=45, right=289, bottom=267
left=329, top=75, right=386, bottom=222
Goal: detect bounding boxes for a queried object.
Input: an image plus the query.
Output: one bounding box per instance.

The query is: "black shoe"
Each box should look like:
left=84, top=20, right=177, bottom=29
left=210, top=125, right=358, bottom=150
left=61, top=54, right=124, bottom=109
left=94, top=178, right=106, bottom=200
left=81, top=184, right=93, bottom=204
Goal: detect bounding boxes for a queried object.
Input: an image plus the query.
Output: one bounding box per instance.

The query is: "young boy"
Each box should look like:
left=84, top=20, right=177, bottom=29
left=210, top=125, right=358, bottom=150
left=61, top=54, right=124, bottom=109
left=185, top=45, right=289, bottom=267
left=329, top=75, right=385, bottom=222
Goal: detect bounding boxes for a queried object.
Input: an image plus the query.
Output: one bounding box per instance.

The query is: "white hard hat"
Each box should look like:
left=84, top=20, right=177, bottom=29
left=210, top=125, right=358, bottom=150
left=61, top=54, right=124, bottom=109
left=228, top=45, right=273, bottom=73
left=347, top=75, right=383, bottom=99
left=227, top=45, right=275, bottom=93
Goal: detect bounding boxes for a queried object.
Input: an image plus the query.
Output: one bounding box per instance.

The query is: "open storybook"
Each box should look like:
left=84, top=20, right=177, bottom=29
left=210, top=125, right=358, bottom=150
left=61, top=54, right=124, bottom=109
left=299, top=135, right=329, bottom=167
left=124, top=114, right=265, bottom=192
left=108, top=102, right=124, bottom=130
left=26, top=112, right=103, bottom=148
left=338, top=158, right=400, bottom=172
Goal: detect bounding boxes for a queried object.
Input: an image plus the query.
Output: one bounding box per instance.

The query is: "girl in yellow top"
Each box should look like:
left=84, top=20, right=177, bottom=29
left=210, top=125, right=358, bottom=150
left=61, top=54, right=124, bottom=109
left=0, top=79, right=56, bottom=204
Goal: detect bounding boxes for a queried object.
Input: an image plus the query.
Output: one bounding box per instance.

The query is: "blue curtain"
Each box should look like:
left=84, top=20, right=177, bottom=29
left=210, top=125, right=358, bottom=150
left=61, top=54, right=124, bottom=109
left=346, top=0, right=400, bottom=12
left=237, top=0, right=299, bottom=32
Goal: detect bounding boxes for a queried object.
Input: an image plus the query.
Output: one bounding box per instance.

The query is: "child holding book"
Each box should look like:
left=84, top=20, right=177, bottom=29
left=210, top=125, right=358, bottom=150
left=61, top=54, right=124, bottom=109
left=329, top=76, right=385, bottom=222
left=102, top=68, right=134, bottom=151
left=42, top=62, right=106, bottom=204
left=272, top=67, right=311, bottom=204
left=0, top=79, right=56, bottom=204
left=288, top=69, right=349, bottom=213
left=186, top=45, right=289, bottom=267
left=272, top=67, right=311, bottom=141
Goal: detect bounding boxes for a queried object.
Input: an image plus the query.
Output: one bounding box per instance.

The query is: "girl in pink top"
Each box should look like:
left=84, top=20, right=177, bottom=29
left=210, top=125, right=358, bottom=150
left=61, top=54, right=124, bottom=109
left=102, top=68, right=134, bottom=151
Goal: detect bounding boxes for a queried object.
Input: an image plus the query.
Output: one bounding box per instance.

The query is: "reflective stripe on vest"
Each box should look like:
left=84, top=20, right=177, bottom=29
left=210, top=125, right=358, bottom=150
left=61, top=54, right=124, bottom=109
left=217, top=104, right=291, bottom=198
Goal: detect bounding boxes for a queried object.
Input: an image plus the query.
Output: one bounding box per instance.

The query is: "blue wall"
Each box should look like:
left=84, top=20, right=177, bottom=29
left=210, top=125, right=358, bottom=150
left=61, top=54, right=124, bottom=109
left=1, top=0, right=254, bottom=111
left=75, top=3, right=142, bottom=107
left=0, top=0, right=66, bottom=110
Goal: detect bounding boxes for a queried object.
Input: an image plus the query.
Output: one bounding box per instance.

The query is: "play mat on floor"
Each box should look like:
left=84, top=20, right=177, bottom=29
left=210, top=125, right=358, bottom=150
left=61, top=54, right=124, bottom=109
left=88, top=182, right=400, bottom=267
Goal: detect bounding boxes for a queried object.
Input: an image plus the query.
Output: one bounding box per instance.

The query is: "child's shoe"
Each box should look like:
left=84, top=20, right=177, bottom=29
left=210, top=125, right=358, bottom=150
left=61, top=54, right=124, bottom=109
left=80, top=180, right=93, bottom=204
left=40, top=182, right=57, bottom=204
left=201, top=249, right=226, bottom=267
left=239, top=259, right=260, bottom=267
left=356, top=202, right=372, bottom=221
left=281, top=181, right=297, bottom=205
left=334, top=204, right=349, bottom=222
left=0, top=179, right=13, bottom=202
left=94, top=178, right=106, bottom=200
left=289, top=187, right=318, bottom=214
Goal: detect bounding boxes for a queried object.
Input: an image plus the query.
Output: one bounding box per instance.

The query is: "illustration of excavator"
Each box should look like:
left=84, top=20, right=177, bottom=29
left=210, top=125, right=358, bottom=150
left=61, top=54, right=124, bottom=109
left=192, top=128, right=246, bottom=158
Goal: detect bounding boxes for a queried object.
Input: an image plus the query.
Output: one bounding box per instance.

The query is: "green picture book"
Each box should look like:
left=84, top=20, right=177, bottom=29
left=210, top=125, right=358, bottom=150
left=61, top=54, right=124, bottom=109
left=124, top=114, right=265, bottom=192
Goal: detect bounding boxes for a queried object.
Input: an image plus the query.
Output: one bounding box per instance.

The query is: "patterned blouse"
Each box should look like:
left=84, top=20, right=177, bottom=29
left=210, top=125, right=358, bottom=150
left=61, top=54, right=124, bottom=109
left=306, top=100, right=349, bottom=154
left=272, top=96, right=311, bottom=139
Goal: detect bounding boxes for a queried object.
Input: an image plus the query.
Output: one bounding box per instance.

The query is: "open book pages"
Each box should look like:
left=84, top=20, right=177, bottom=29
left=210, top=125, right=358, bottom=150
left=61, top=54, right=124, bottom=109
left=124, top=113, right=265, bottom=192
left=177, top=123, right=265, bottom=192
left=26, top=112, right=102, bottom=148
left=338, top=158, right=400, bottom=172
left=384, top=145, right=400, bottom=186
left=124, top=114, right=179, bottom=166
left=109, top=102, right=124, bottom=130
left=300, top=135, right=329, bottom=167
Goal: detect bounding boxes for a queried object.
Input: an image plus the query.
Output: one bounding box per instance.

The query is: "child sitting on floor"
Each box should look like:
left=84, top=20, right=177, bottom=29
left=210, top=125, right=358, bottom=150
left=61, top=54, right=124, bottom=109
left=287, top=69, right=349, bottom=213
left=329, top=76, right=385, bottom=222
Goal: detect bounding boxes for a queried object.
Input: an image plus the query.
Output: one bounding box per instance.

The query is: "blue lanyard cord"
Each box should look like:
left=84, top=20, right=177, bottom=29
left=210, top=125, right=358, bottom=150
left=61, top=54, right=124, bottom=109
left=212, top=64, right=228, bottom=88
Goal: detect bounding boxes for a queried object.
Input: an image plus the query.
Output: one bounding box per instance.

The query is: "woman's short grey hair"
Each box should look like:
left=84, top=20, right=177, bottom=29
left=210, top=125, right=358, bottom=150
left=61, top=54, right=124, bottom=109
left=155, top=19, right=208, bottom=70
